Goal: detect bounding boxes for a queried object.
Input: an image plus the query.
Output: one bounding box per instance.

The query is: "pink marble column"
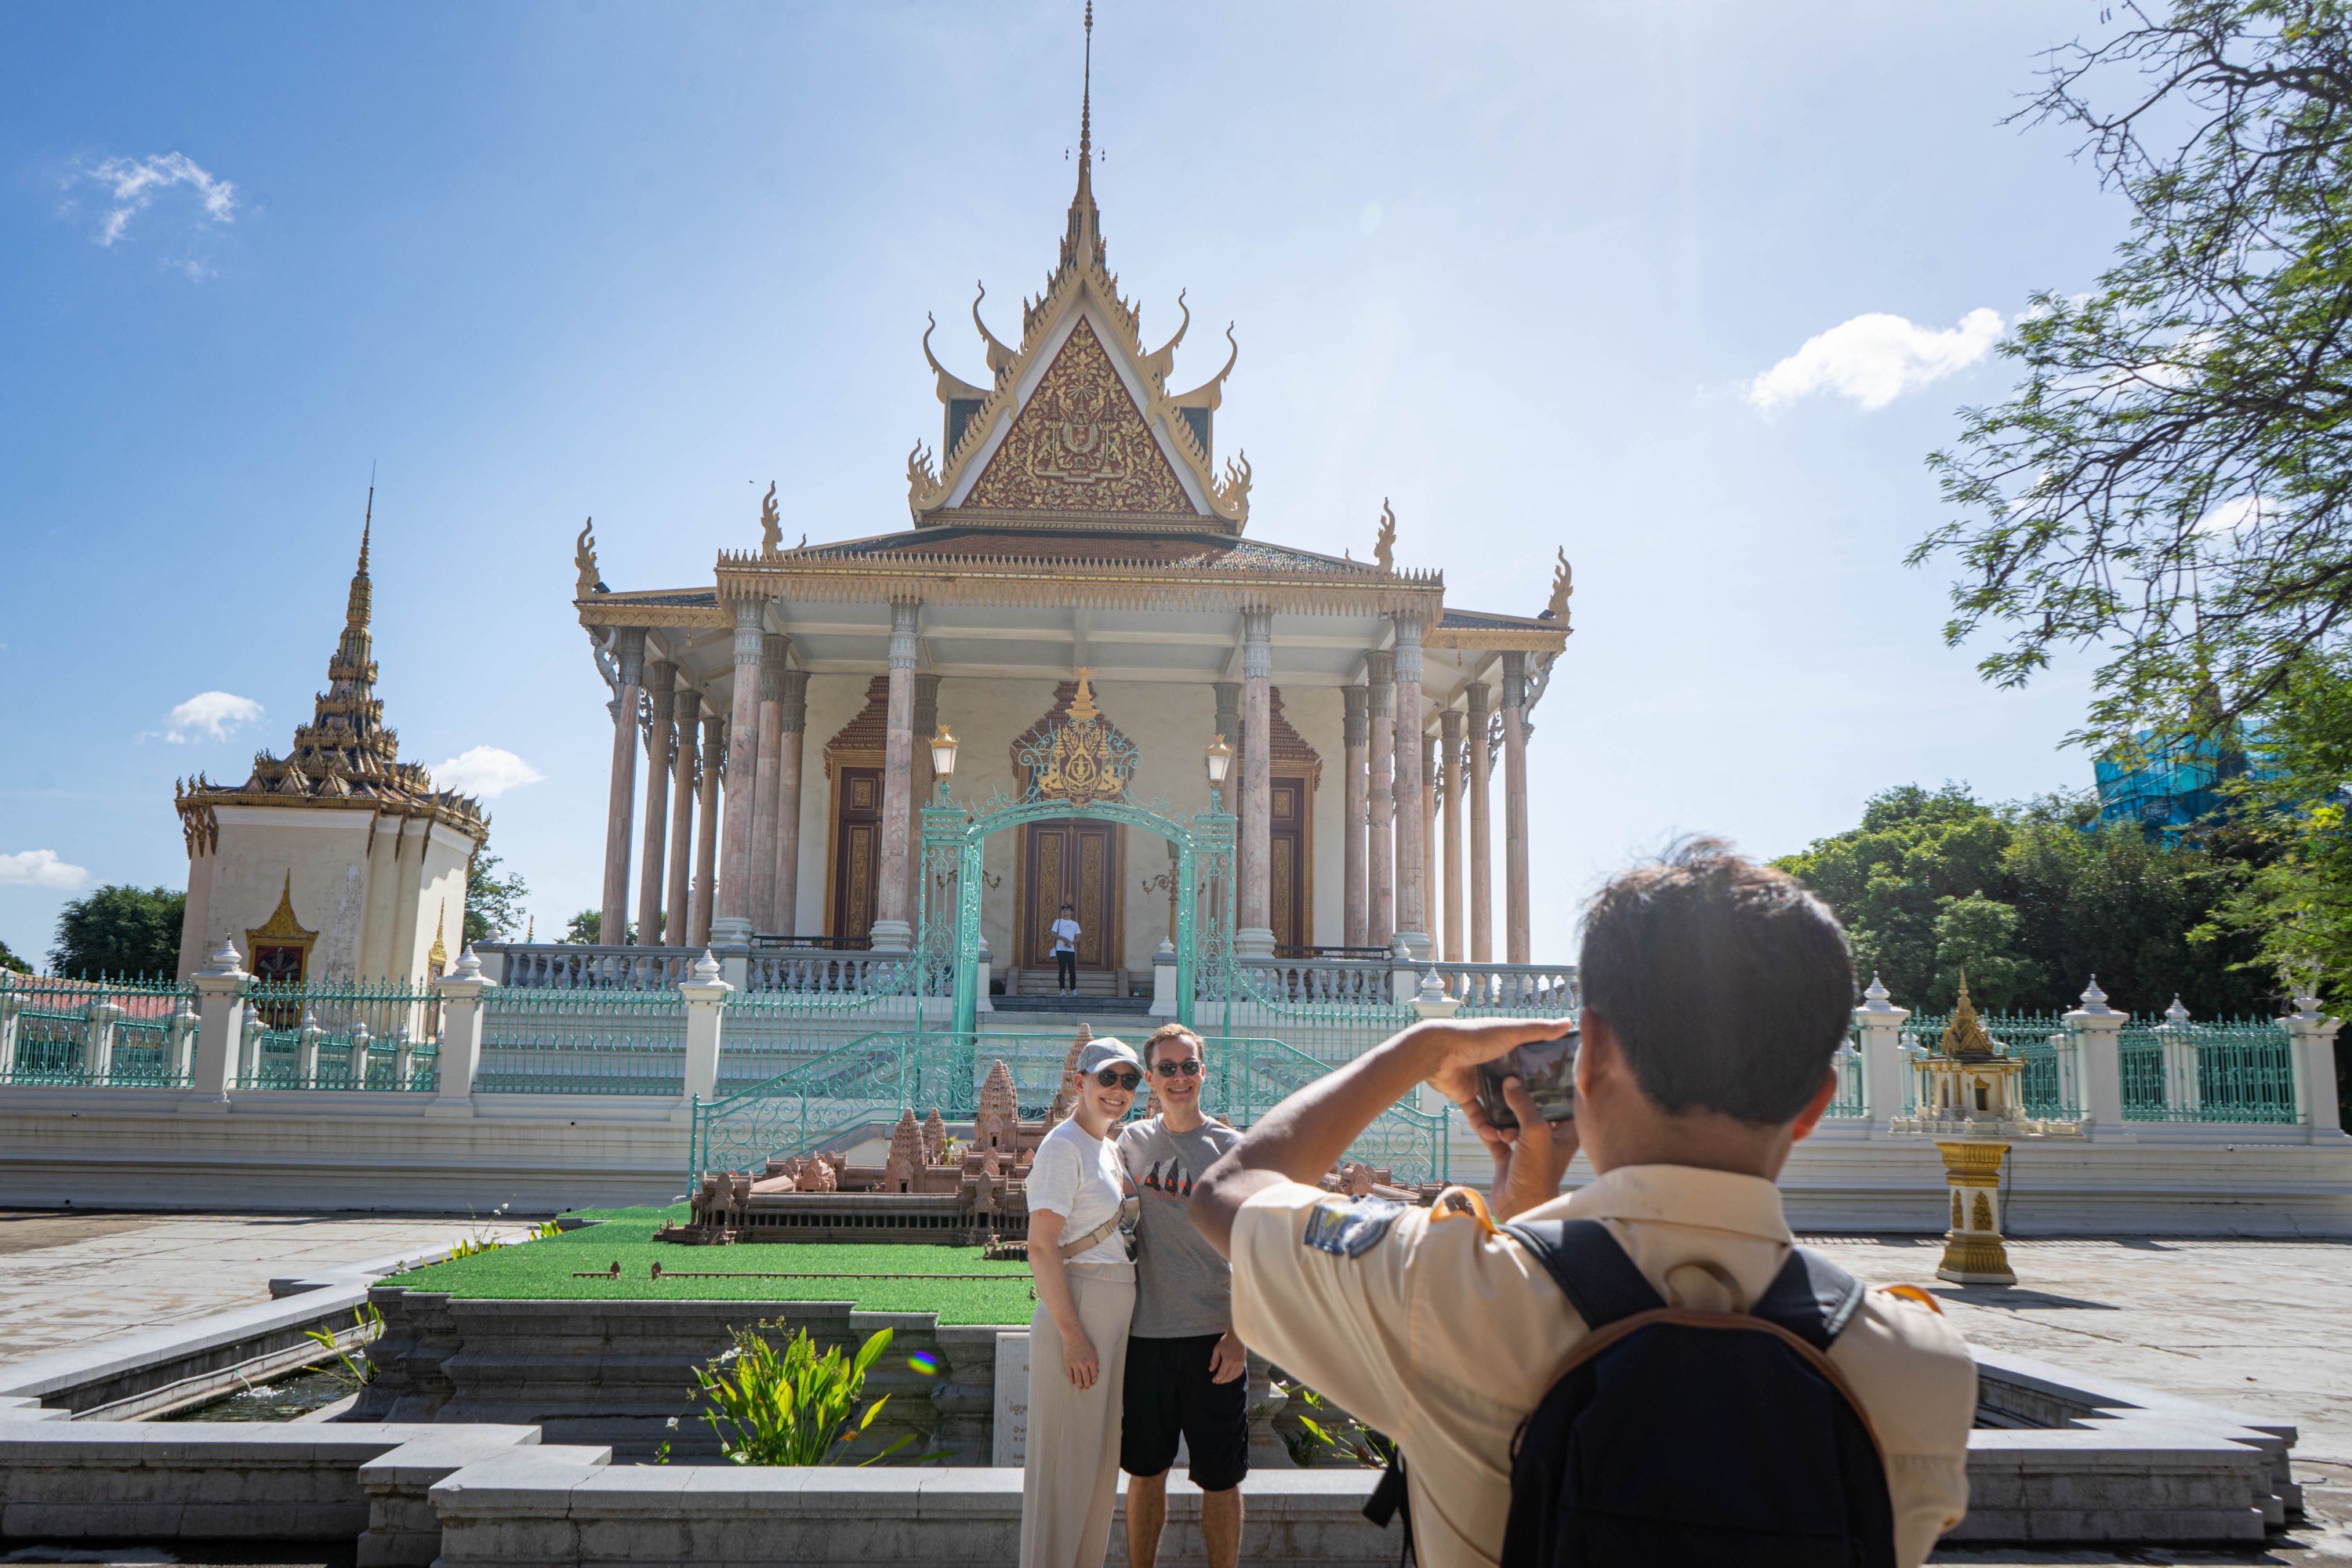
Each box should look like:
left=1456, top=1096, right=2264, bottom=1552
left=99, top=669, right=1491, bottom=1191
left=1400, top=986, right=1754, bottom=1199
left=712, top=601, right=768, bottom=943
left=664, top=689, right=700, bottom=947
left=907, top=672, right=940, bottom=929
left=691, top=713, right=723, bottom=947
left=869, top=600, right=921, bottom=952
left=599, top=628, right=646, bottom=947
left=747, top=634, right=789, bottom=938
left=637, top=659, right=676, bottom=946
left=1501, top=651, right=1531, bottom=965
left=1441, top=706, right=1465, bottom=964
left=1237, top=606, right=1275, bottom=956
left=1391, top=614, right=1429, bottom=959
left=1341, top=684, right=1369, bottom=950
left=1465, top=681, right=1494, bottom=964
left=1366, top=651, right=1396, bottom=949
left=771, top=670, right=808, bottom=936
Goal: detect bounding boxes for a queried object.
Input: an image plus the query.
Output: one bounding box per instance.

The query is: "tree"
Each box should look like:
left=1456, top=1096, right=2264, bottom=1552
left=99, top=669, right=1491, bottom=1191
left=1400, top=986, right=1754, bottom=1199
left=465, top=847, right=529, bottom=947
left=1916, top=2, right=2352, bottom=742
left=49, top=885, right=187, bottom=980
left=1777, top=784, right=2270, bottom=1015
left=0, top=937, right=31, bottom=975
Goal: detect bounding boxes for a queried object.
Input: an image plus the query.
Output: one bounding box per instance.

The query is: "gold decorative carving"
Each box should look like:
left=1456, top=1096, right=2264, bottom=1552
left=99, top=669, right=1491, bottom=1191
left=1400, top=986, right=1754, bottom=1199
left=1544, top=548, right=1573, bottom=624
left=758, top=483, right=782, bottom=556
left=1025, top=670, right=1131, bottom=805
left=964, top=319, right=1194, bottom=515
left=428, top=902, right=448, bottom=971
left=1374, top=499, right=1396, bottom=574
left=575, top=519, right=602, bottom=597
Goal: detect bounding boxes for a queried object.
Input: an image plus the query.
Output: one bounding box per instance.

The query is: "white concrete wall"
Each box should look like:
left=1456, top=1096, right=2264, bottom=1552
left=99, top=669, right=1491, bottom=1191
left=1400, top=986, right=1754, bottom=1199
left=187, top=807, right=472, bottom=985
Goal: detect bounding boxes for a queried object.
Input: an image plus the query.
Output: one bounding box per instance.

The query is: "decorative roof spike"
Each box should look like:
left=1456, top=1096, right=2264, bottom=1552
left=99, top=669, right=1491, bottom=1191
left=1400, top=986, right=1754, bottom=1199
left=1544, top=549, right=1573, bottom=622
left=1938, top=973, right=1997, bottom=1058
left=1373, top=499, right=1397, bottom=573
left=1058, top=0, right=1105, bottom=281
left=348, top=486, right=373, bottom=629
left=575, top=517, right=604, bottom=597
left=2165, top=993, right=2191, bottom=1025
left=1862, top=971, right=1892, bottom=1007
left=758, top=482, right=782, bottom=555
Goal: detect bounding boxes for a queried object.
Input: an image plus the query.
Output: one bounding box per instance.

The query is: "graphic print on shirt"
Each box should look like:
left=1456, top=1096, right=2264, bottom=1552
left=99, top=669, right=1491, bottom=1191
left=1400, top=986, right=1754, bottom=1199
left=1138, top=1155, right=1203, bottom=1200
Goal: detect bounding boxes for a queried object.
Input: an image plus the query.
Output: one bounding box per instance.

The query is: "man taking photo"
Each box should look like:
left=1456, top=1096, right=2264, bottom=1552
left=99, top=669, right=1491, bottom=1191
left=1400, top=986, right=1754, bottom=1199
left=1189, top=841, right=1976, bottom=1568
left=1117, top=1022, right=1248, bottom=1568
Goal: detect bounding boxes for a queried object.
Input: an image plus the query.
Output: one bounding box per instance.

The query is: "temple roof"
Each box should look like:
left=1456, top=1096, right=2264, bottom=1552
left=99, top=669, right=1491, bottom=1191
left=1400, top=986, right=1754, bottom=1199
left=176, top=509, right=488, bottom=855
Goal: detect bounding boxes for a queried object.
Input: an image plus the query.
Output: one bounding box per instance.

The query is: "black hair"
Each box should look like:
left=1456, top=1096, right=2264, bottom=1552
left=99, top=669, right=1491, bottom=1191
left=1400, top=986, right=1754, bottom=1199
left=1578, top=837, right=1852, bottom=1125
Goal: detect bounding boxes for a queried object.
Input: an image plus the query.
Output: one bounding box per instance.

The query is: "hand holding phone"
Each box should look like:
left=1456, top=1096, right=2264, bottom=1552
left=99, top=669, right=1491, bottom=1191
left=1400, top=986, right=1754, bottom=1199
left=1474, top=1027, right=1579, bottom=1129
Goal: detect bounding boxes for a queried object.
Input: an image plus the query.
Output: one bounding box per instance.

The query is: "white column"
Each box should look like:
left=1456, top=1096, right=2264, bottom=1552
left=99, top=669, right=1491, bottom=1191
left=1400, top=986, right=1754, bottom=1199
left=665, top=690, right=700, bottom=947
left=1853, top=974, right=1911, bottom=1131
left=869, top=600, right=922, bottom=953
left=600, top=628, right=647, bottom=946
left=428, top=948, right=493, bottom=1117
left=691, top=714, right=723, bottom=946
left=181, top=938, right=247, bottom=1110
left=2286, top=993, right=2345, bottom=1134
left=1500, top=650, right=1532, bottom=965
left=1390, top=613, right=1430, bottom=960
left=713, top=600, right=767, bottom=945
left=1341, top=684, right=1369, bottom=950
left=679, top=949, right=732, bottom=1116
left=1237, top=605, right=1276, bottom=958
left=2065, top=977, right=2132, bottom=1141
left=1465, top=681, right=1494, bottom=964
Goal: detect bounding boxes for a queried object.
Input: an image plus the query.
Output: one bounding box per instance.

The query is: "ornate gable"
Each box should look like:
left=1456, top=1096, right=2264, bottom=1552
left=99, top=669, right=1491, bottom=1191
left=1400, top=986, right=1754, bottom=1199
left=962, top=318, right=1194, bottom=516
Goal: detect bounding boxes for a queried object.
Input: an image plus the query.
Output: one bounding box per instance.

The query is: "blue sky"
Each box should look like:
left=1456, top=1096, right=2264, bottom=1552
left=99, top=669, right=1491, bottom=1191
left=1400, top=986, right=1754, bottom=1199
left=0, top=1, right=2128, bottom=967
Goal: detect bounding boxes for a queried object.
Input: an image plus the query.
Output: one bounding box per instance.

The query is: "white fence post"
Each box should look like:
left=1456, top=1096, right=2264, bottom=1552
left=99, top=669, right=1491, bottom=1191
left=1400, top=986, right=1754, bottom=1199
left=2065, top=977, right=2132, bottom=1141
left=430, top=948, right=494, bottom=1116
left=2156, top=995, right=2201, bottom=1117
left=680, top=949, right=732, bottom=1117
left=182, top=939, right=247, bottom=1110
left=85, top=993, right=122, bottom=1083
left=2285, top=992, right=2345, bottom=1134
left=166, top=993, right=198, bottom=1083
left=977, top=936, right=996, bottom=1015
left=0, top=982, right=20, bottom=1079
left=1148, top=940, right=1177, bottom=1019
left=1853, top=974, right=1911, bottom=1131
left=1388, top=938, right=1420, bottom=1011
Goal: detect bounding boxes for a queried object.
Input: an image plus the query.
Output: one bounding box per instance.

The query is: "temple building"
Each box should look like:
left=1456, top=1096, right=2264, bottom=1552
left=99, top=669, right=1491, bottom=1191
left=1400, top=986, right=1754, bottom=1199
left=172, top=516, right=488, bottom=985
left=574, top=42, right=1568, bottom=987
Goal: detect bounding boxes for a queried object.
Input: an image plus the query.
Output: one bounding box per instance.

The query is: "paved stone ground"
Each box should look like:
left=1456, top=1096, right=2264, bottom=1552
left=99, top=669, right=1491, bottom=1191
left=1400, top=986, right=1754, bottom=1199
left=1805, top=1235, right=2352, bottom=1563
left=0, top=1209, right=530, bottom=1365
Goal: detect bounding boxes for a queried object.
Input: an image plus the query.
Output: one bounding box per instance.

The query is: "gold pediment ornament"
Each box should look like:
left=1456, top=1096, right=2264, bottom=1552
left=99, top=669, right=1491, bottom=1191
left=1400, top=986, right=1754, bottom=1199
left=428, top=901, right=448, bottom=971
left=1014, top=672, right=1138, bottom=808
left=962, top=318, right=1195, bottom=516
left=250, top=873, right=318, bottom=946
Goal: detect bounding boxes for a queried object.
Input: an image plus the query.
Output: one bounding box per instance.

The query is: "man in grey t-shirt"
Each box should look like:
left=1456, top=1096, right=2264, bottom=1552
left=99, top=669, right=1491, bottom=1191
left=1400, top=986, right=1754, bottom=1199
left=1116, top=1022, right=1247, bottom=1568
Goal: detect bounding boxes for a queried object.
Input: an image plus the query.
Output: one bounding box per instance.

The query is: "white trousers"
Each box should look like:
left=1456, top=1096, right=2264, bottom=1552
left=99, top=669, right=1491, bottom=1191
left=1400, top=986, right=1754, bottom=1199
left=1019, top=1264, right=1137, bottom=1568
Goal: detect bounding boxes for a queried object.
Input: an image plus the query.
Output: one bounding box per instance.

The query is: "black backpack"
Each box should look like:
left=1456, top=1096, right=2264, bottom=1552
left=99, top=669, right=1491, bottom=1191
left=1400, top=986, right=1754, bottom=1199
left=1483, top=1218, right=1897, bottom=1568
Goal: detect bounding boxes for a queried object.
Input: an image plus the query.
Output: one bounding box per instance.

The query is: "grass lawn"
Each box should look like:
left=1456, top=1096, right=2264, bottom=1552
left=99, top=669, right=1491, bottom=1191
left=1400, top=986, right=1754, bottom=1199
left=383, top=1207, right=1036, bottom=1324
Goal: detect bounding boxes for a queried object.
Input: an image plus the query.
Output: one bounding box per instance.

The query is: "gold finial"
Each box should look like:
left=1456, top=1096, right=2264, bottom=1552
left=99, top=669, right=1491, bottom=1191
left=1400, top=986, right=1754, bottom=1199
left=1373, top=499, right=1396, bottom=574
left=1069, top=667, right=1100, bottom=720
left=1081, top=1, right=1094, bottom=168
left=1544, top=548, right=1573, bottom=622
left=574, top=517, right=602, bottom=598
left=758, top=481, right=782, bottom=554
left=345, top=486, right=374, bottom=630
left=1939, top=972, right=1996, bottom=1058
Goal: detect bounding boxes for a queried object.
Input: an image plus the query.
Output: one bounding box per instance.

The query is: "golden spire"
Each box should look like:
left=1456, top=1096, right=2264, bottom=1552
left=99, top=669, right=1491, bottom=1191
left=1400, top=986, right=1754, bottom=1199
left=1938, top=972, right=1996, bottom=1059
left=1059, top=1, right=1105, bottom=278
left=346, top=485, right=374, bottom=631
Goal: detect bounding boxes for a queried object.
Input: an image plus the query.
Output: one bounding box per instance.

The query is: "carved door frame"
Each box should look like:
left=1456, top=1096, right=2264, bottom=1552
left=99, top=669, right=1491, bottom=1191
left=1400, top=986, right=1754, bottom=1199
left=1011, top=818, right=1126, bottom=972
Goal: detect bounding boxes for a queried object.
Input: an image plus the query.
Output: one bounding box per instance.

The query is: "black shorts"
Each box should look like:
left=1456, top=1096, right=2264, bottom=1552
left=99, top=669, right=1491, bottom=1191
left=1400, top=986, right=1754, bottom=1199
left=1120, top=1333, right=1250, bottom=1491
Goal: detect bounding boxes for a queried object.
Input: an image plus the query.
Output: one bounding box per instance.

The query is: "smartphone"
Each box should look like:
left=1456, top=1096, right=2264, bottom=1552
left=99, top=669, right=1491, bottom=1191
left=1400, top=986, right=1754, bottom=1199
left=1475, top=1028, right=1579, bottom=1128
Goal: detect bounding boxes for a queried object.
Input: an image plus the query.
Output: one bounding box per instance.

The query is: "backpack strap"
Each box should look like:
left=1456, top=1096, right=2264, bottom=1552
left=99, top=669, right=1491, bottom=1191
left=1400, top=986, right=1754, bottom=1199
left=1748, top=1245, right=1867, bottom=1351
left=1501, top=1219, right=1665, bottom=1329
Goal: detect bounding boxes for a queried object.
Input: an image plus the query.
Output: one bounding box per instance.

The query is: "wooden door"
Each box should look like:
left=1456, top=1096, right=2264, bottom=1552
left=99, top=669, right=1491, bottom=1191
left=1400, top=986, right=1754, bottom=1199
left=1267, top=777, right=1308, bottom=953
left=829, top=766, right=884, bottom=943
left=1022, top=820, right=1119, bottom=969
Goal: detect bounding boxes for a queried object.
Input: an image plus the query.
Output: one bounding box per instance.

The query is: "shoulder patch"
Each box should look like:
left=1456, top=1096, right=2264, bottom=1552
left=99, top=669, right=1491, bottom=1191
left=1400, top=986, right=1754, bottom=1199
left=1303, top=1196, right=1405, bottom=1258
left=1879, top=1283, right=1944, bottom=1316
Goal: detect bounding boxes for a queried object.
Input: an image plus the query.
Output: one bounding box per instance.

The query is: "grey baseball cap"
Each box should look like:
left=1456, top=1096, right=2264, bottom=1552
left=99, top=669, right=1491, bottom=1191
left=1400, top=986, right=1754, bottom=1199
left=1076, top=1038, right=1143, bottom=1076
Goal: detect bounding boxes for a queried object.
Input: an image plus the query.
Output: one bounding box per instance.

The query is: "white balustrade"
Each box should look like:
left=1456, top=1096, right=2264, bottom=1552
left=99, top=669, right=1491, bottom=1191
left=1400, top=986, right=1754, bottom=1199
left=1428, top=962, right=1581, bottom=1012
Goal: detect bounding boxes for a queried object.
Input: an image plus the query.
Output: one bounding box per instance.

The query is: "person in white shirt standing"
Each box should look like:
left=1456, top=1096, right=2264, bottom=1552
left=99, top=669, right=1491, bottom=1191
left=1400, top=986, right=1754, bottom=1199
left=1021, top=1036, right=1143, bottom=1568
left=1050, top=902, right=1082, bottom=995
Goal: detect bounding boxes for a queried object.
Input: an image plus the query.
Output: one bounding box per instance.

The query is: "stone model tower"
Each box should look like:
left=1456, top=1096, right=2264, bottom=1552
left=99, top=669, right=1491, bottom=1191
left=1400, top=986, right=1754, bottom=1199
left=975, top=1060, right=1021, bottom=1153
left=172, top=513, right=488, bottom=983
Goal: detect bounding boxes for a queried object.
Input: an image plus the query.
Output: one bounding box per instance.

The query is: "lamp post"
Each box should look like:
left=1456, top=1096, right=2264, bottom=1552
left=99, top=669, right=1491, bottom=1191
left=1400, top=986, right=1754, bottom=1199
left=929, top=725, right=959, bottom=805
left=1205, top=734, right=1233, bottom=814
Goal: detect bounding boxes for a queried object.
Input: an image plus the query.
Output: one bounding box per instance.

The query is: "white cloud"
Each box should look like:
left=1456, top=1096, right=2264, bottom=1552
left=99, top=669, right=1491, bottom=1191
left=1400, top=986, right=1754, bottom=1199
left=162, top=691, right=264, bottom=744
left=1745, top=308, right=2004, bottom=412
left=433, top=746, right=546, bottom=800
left=0, top=851, right=88, bottom=890
left=2194, top=493, right=2271, bottom=539
left=65, top=152, right=237, bottom=247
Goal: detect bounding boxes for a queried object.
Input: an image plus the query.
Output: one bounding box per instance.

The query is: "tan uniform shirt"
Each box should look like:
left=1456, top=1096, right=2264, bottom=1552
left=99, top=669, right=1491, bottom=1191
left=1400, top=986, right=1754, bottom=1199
left=1231, top=1163, right=1975, bottom=1568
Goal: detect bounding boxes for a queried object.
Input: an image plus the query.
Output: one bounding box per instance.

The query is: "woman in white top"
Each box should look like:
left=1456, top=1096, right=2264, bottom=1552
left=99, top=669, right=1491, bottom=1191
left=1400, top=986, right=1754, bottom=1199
left=1020, top=1036, right=1142, bottom=1568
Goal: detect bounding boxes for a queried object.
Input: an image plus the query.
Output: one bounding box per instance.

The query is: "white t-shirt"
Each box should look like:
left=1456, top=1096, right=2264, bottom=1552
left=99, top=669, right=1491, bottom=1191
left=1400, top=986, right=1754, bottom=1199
left=1026, top=1117, right=1131, bottom=1269
left=1050, top=917, right=1081, bottom=954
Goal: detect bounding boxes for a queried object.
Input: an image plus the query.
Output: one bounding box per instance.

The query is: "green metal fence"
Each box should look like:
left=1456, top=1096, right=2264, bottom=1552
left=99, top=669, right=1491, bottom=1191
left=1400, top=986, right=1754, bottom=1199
left=0, top=974, right=195, bottom=1087
left=722, top=956, right=942, bottom=1093
left=1826, top=1047, right=1864, bottom=1118
left=691, top=1029, right=1452, bottom=1192
left=238, top=978, right=441, bottom=1091
left=2118, top=1018, right=2298, bottom=1123
left=1893, top=1011, right=2079, bottom=1120
left=474, top=986, right=685, bottom=1094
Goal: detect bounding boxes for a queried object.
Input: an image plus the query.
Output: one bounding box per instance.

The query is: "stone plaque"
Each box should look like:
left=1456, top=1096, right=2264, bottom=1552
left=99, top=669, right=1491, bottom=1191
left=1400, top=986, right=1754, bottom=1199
left=993, top=1330, right=1029, bottom=1467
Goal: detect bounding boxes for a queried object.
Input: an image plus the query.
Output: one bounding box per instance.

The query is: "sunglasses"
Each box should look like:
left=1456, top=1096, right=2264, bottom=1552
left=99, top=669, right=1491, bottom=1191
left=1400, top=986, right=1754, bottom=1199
left=1153, top=1059, right=1201, bottom=1077
left=1094, top=1068, right=1142, bottom=1091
